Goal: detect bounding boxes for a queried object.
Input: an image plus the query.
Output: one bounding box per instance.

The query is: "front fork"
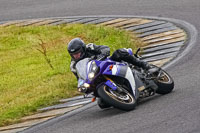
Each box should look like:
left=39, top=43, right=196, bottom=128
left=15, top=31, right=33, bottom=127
left=104, top=76, right=133, bottom=96
left=105, top=80, right=117, bottom=91
left=104, top=76, right=122, bottom=91
left=87, top=77, right=119, bottom=102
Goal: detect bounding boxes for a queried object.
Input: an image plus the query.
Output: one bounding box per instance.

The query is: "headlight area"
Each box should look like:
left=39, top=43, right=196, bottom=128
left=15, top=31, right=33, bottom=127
left=78, top=83, right=90, bottom=93
left=83, top=83, right=90, bottom=88
left=88, top=61, right=99, bottom=81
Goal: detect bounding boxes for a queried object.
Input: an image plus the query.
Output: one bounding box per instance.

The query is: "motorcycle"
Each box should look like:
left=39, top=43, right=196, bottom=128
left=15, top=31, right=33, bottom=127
left=75, top=48, right=174, bottom=111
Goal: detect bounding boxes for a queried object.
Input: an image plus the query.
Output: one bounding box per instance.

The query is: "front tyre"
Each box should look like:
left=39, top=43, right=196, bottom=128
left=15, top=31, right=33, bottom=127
left=155, top=69, right=174, bottom=94
left=97, top=85, right=136, bottom=111
left=97, top=98, right=111, bottom=109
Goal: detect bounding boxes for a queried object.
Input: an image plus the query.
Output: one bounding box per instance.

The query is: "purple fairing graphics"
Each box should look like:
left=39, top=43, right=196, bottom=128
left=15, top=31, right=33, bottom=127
left=95, top=59, right=127, bottom=77
left=97, top=59, right=115, bottom=73
left=102, top=65, right=113, bottom=75
left=85, top=59, right=115, bottom=84
left=83, top=58, right=127, bottom=85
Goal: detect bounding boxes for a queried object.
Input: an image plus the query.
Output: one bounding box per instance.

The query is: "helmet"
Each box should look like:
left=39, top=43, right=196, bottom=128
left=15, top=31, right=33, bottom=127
left=67, top=38, right=86, bottom=61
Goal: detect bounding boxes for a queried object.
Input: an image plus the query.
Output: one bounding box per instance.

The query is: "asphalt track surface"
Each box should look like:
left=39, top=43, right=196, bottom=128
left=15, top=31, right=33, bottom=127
left=0, top=0, right=200, bottom=133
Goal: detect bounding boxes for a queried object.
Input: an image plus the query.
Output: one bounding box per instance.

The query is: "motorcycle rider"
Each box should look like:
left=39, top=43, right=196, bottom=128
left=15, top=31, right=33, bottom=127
left=67, top=38, right=152, bottom=108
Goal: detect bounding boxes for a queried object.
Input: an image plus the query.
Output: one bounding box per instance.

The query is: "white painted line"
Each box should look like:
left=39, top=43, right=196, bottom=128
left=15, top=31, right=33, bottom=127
left=68, top=100, right=92, bottom=107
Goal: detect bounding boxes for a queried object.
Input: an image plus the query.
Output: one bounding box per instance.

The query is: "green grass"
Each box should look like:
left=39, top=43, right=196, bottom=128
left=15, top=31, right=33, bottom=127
left=0, top=24, right=144, bottom=126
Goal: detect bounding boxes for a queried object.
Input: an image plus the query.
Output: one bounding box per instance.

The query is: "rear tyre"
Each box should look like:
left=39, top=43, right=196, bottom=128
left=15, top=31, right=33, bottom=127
left=155, top=70, right=174, bottom=94
left=97, top=85, right=136, bottom=111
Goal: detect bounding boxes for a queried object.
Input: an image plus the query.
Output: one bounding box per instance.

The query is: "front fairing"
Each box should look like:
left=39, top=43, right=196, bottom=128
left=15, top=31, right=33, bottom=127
left=76, top=57, right=140, bottom=98
left=101, top=61, right=139, bottom=97
left=76, top=58, right=116, bottom=86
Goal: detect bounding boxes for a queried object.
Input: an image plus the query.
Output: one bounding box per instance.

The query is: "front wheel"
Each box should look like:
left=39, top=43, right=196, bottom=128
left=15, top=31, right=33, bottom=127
left=97, top=85, right=137, bottom=111
left=155, top=69, right=174, bottom=94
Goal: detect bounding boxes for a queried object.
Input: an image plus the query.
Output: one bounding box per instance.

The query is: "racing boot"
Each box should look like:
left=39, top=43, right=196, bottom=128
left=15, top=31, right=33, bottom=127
left=138, top=60, right=160, bottom=74
left=127, top=55, right=159, bottom=73
left=111, top=48, right=159, bottom=73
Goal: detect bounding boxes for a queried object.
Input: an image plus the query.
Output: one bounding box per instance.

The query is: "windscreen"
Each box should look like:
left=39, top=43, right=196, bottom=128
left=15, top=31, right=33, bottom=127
left=75, top=58, right=90, bottom=80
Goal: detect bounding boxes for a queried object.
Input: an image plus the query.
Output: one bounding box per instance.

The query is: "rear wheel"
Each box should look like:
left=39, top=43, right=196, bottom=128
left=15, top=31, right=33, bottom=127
left=155, top=70, right=174, bottom=94
left=97, top=85, right=136, bottom=111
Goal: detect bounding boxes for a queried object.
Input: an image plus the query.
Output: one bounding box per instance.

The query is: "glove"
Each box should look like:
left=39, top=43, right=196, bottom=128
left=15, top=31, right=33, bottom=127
left=96, top=54, right=107, bottom=61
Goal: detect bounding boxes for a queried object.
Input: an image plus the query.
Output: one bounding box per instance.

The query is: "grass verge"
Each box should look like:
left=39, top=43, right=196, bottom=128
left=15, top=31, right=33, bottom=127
left=0, top=24, right=145, bottom=126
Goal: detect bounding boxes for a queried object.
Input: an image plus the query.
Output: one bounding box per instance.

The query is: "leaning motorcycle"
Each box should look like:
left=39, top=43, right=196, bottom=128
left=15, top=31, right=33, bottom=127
left=75, top=48, right=174, bottom=111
